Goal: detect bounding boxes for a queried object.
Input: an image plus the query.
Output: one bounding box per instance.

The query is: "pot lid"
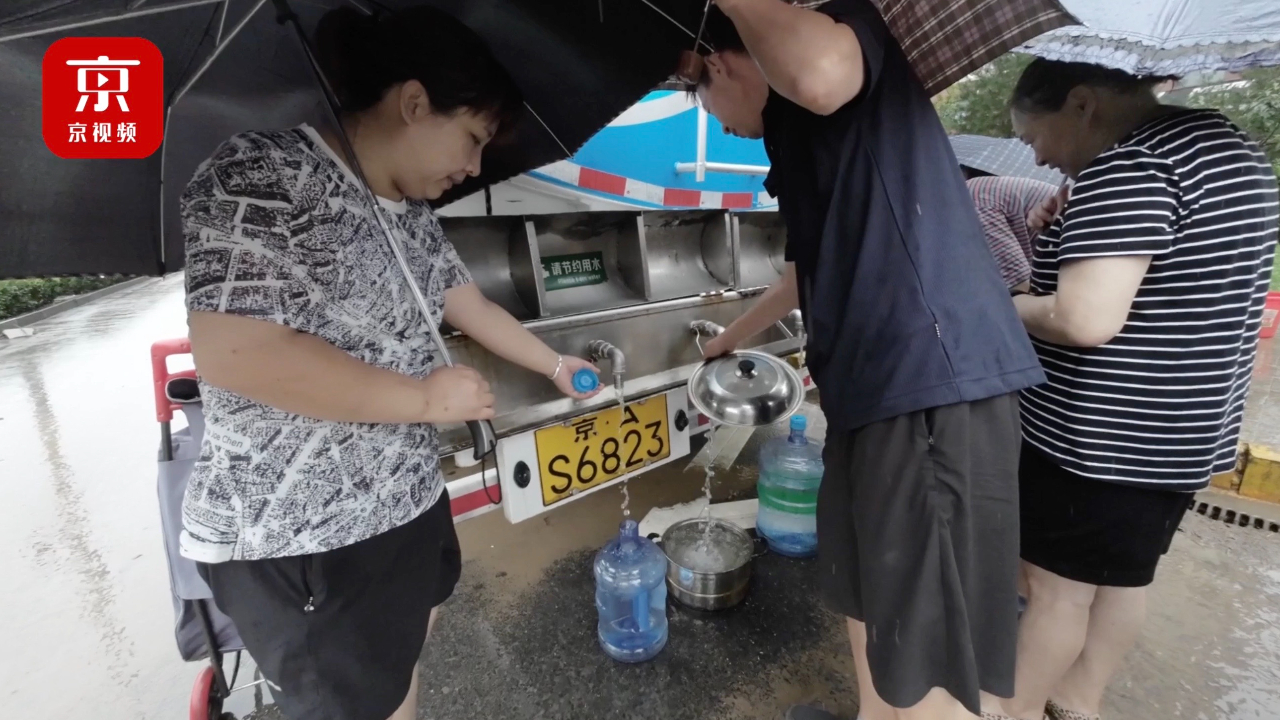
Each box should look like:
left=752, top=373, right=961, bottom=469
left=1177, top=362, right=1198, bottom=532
left=687, top=350, right=805, bottom=427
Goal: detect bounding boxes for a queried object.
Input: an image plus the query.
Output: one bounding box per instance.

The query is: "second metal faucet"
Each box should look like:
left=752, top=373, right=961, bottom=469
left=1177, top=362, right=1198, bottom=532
left=775, top=309, right=805, bottom=340
left=587, top=340, right=627, bottom=397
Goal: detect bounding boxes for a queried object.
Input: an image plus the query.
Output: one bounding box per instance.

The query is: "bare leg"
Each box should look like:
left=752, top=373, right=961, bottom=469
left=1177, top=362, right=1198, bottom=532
left=848, top=618, right=895, bottom=720
left=1050, top=586, right=1146, bottom=715
left=427, top=605, right=440, bottom=640
left=387, top=607, right=440, bottom=720
left=1003, top=563, right=1097, bottom=720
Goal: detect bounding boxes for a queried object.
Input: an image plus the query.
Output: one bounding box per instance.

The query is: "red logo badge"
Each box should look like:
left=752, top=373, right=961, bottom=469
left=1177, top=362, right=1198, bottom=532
left=42, top=37, right=164, bottom=159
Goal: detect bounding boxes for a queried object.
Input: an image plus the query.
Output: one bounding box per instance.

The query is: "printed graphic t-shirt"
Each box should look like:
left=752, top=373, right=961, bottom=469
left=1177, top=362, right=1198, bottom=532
left=180, top=124, right=471, bottom=562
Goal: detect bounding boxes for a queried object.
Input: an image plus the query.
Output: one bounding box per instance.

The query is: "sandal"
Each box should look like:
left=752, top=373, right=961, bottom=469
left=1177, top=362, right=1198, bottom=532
left=1045, top=699, right=1101, bottom=720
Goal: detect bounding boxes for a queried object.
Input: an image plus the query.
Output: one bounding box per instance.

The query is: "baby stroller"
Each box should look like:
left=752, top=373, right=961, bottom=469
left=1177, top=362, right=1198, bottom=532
left=152, top=338, right=261, bottom=719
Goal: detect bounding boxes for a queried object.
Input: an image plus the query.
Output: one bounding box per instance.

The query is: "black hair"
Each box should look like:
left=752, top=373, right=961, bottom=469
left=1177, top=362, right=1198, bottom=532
left=1011, top=58, right=1174, bottom=114
left=315, top=6, right=522, bottom=130
left=691, top=6, right=747, bottom=91
left=703, top=7, right=746, bottom=55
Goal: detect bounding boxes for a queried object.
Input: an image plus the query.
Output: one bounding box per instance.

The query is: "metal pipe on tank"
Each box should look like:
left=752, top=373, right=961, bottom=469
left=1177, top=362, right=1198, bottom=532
left=695, top=107, right=708, bottom=183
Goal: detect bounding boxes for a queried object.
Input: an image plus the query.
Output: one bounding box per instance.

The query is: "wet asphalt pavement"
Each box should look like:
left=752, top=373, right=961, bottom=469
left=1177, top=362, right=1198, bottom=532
left=0, top=275, right=211, bottom=717
left=3, top=276, right=1280, bottom=720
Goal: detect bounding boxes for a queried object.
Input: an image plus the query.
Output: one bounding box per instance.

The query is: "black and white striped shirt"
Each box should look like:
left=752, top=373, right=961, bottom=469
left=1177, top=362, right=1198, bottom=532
left=1024, top=109, right=1280, bottom=491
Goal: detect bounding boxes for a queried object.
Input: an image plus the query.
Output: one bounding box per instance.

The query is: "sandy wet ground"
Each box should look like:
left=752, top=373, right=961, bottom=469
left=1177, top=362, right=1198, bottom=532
left=2, top=276, right=1278, bottom=720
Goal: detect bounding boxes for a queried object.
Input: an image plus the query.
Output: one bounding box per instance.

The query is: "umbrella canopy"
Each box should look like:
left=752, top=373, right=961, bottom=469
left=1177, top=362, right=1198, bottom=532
left=0, top=0, right=697, bottom=279
left=0, top=0, right=1078, bottom=279
left=949, top=134, right=1067, bottom=184
left=1017, top=0, right=1280, bottom=76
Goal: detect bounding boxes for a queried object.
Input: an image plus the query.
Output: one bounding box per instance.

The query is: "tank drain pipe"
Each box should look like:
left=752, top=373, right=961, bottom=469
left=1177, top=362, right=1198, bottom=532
left=588, top=340, right=627, bottom=397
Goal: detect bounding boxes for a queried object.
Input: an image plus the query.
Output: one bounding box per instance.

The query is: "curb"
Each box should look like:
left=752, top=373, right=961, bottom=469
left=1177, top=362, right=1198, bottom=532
left=0, top=276, right=155, bottom=332
left=1215, top=442, right=1280, bottom=506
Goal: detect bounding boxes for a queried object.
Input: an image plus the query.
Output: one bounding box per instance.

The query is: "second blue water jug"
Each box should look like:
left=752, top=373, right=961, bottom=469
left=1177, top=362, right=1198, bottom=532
left=756, top=414, right=824, bottom=558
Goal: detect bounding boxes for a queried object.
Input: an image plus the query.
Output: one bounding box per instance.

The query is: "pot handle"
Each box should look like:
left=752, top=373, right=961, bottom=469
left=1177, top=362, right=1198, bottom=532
left=751, top=534, right=770, bottom=559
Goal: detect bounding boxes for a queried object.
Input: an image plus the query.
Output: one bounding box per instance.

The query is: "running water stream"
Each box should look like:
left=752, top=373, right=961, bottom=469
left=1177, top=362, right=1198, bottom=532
left=695, top=423, right=720, bottom=550
left=617, top=395, right=631, bottom=517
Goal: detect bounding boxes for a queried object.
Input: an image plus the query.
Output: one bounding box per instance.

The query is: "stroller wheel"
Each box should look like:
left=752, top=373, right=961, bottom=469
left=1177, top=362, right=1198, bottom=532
left=189, top=666, right=224, bottom=720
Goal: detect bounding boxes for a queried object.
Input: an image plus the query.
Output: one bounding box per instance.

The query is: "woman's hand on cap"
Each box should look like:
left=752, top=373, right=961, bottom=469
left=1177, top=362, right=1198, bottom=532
left=552, top=355, right=604, bottom=400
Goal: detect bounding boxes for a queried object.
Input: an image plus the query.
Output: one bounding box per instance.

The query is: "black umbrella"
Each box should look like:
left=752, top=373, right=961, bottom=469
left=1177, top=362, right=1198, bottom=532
left=0, top=0, right=710, bottom=279
left=2, top=0, right=716, bottom=458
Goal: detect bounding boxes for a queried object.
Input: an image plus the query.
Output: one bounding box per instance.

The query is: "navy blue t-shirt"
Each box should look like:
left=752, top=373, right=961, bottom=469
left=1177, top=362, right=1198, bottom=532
left=763, top=0, right=1044, bottom=431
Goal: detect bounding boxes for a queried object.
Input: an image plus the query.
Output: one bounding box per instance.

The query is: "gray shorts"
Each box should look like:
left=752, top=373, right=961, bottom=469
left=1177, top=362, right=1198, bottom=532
left=816, top=393, right=1021, bottom=715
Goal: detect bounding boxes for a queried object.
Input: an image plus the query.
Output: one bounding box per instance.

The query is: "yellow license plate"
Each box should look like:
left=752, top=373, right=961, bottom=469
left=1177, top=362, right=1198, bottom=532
left=535, top=395, right=671, bottom=507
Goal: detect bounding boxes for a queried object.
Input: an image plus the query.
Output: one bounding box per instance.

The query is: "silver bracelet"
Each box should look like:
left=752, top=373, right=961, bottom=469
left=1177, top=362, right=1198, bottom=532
left=548, top=354, right=564, bottom=380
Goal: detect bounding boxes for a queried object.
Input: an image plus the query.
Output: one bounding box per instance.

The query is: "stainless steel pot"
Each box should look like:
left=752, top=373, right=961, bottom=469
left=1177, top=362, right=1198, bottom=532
left=660, top=518, right=755, bottom=611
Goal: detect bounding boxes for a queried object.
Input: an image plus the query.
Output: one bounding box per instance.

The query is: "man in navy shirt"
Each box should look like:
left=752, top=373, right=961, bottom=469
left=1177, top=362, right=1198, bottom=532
left=695, top=1, right=1044, bottom=718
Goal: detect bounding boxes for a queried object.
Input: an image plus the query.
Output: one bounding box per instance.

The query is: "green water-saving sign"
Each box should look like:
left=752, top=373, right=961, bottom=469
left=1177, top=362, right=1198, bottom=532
left=542, top=251, right=607, bottom=291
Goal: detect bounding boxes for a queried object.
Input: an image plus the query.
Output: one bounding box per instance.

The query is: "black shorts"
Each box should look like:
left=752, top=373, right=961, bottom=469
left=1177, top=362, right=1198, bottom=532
left=817, top=393, right=1022, bottom=715
left=197, top=491, right=461, bottom=720
left=1019, top=443, right=1191, bottom=587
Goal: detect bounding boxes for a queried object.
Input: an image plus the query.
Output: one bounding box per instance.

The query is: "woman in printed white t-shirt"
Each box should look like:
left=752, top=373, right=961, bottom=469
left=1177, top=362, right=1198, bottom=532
left=179, top=7, right=600, bottom=720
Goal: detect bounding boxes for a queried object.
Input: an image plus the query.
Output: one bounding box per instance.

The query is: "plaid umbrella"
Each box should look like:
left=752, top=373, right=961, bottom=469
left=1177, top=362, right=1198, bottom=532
left=793, top=0, right=1080, bottom=95
left=1017, top=0, right=1280, bottom=76
left=950, top=134, right=1067, bottom=184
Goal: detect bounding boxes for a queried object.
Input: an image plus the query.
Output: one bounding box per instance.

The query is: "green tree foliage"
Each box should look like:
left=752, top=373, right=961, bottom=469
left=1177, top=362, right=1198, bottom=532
left=0, top=276, right=127, bottom=321
left=933, top=53, right=1033, bottom=138
left=1184, top=68, right=1280, bottom=176
left=936, top=57, right=1280, bottom=177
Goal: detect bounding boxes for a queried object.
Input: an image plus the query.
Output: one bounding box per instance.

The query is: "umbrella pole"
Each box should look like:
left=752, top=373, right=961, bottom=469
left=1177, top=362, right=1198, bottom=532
left=269, top=0, right=497, bottom=462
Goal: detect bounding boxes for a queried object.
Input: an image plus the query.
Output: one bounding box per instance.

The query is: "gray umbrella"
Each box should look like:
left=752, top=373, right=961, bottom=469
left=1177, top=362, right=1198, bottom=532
left=1017, top=0, right=1280, bottom=76
left=949, top=134, right=1067, bottom=184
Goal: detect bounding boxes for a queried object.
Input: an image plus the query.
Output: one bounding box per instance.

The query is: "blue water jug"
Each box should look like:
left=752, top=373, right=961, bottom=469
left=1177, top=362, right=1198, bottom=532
left=593, top=519, right=669, bottom=662
left=756, top=414, right=824, bottom=558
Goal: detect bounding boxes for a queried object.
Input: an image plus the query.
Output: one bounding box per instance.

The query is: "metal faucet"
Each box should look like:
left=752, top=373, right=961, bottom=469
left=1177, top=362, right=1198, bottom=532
left=784, top=309, right=807, bottom=370
left=689, top=319, right=726, bottom=338
left=587, top=340, right=627, bottom=397
left=774, top=309, right=805, bottom=340
left=786, top=309, right=805, bottom=341
left=689, top=320, right=726, bottom=357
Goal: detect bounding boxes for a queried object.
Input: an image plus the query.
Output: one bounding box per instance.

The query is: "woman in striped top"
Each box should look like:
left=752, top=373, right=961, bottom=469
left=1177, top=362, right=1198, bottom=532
left=997, top=60, right=1279, bottom=720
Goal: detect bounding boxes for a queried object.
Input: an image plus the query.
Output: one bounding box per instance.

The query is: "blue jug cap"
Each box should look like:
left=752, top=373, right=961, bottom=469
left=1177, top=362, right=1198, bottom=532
left=790, top=415, right=807, bottom=432
left=572, top=368, right=600, bottom=393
